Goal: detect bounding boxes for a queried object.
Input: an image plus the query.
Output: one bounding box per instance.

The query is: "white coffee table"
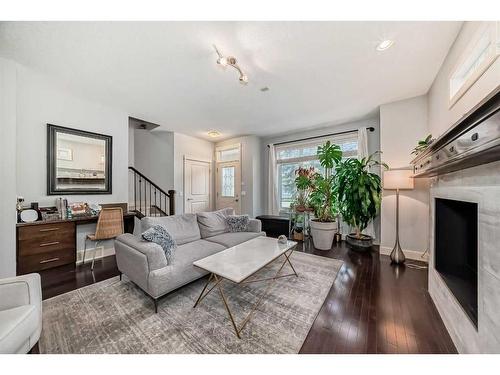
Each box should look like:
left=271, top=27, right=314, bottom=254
left=193, top=236, right=298, bottom=338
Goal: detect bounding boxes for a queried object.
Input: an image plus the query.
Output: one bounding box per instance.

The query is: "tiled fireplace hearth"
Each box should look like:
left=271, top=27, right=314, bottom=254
left=429, top=160, right=500, bottom=353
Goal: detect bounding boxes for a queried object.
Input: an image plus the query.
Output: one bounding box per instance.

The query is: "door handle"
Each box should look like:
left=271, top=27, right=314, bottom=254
left=187, top=198, right=193, bottom=201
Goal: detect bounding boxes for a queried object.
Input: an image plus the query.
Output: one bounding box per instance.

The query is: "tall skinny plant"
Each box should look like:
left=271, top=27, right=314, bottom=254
left=309, top=141, right=342, bottom=222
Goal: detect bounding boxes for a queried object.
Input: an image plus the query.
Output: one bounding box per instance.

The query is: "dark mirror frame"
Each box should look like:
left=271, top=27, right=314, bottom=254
left=47, top=124, right=113, bottom=195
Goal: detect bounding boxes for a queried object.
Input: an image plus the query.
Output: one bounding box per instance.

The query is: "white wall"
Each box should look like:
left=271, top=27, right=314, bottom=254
left=428, top=22, right=500, bottom=138
left=133, top=128, right=174, bottom=192
left=380, top=95, right=430, bottom=258
left=215, top=135, right=262, bottom=218
left=0, top=58, right=17, bottom=278
left=173, top=132, right=215, bottom=215
left=10, top=63, right=130, bottom=268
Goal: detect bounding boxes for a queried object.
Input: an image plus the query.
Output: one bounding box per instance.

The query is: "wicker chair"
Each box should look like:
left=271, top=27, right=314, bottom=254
left=83, top=207, right=124, bottom=270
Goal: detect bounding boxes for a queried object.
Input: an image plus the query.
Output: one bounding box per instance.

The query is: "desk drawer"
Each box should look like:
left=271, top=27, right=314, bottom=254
left=18, top=236, right=75, bottom=256
left=18, top=248, right=75, bottom=274
left=18, top=222, right=75, bottom=241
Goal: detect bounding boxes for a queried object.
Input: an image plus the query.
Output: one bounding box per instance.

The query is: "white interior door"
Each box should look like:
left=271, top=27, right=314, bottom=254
left=184, top=158, right=211, bottom=214
left=216, top=161, right=241, bottom=214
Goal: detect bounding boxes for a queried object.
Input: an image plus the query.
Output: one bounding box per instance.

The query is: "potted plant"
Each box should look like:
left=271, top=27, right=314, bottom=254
left=411, top=134, right=434, bottom=156
left=335, top=152, right=388, bottom=251
left=308, top=141, right=342, bottom=250
left=292, top=166, right=315, bottom=212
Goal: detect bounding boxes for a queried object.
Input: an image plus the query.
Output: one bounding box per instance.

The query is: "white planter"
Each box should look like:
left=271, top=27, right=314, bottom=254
left=310, top=220, right=337, bottom=250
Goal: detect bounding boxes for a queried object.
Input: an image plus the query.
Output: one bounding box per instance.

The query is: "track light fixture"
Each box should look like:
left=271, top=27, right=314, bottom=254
left=213, top=45, right=248, bottom=85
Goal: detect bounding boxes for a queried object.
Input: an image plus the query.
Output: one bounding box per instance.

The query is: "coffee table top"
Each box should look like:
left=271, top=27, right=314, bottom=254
left=193, top=236, right=297, bottom=283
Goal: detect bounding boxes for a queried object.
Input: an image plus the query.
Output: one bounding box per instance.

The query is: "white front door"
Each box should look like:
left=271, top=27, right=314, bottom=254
left=184, top=158, right=211, bottom=214
left=216, top=161, right=241, bottom=214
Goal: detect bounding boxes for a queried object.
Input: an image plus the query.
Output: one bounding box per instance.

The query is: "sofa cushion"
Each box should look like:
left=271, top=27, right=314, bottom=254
left=0, top=305, right=38, bottom=354
left=141, top=214, right=201, bottom=245
left=204, top=232, right=266, bottom=248
left=196, top=208, right=234, bottom=238
left=174, top=239, right=227, bottom=266
left=148, top=239, right=227, bottom=298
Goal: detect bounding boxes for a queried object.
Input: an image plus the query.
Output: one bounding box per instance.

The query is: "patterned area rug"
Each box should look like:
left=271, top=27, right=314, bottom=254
left=40, top=251, right=342, bottom=353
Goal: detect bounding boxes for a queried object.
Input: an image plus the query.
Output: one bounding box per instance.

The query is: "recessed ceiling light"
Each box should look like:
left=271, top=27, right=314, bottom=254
left=260, top=86, right=270, bottom=92
left=207, top=130, right=221, bottom=138
left=376, top=39, right=395, bottom=51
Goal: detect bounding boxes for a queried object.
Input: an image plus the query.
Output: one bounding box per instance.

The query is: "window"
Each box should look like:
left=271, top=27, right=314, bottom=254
left=276, top=133, right=358, bottom=209
left=221, top=166, right=235, bottom=197
left=216, top=144, right=240, bottom=162
left=449, top=22, right=500, bottom=107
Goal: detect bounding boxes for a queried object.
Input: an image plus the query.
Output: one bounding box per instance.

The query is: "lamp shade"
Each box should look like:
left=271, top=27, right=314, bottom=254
left=383, top=169, right=414, bottom=190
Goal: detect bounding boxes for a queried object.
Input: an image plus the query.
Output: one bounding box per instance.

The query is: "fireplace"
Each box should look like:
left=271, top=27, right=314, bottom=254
left=435, top=198, right=478, bottom=328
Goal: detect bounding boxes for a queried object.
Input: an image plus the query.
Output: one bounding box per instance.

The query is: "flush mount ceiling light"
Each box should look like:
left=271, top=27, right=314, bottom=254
left=376, top=39, right=395, bottom=51
left=213, top=45, right=248, bottom=85
left=207, top=130, right=221, bottom=138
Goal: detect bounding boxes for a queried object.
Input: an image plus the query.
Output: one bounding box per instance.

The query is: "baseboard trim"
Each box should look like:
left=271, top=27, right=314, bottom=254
left=379, top=246, right=429, bottom=263
left=75, top=246, right=115, bottom=265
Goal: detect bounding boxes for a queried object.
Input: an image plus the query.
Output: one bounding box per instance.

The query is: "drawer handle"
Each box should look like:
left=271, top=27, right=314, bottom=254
left=39, top=228, right=60, bottom=232
left=39, top=241, right=60, bottom=247
left=39, top=257, right=60, bottom=264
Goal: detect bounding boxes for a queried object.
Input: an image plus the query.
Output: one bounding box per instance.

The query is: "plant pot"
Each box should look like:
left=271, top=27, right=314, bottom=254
left=346, top=233, right=373, bottom=251
left=310, top=220, right=337, bottom=250
left=295, top=205, right=306, bottom=212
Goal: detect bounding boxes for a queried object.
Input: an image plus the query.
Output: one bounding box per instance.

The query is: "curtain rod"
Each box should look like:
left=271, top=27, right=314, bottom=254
left=267, top=126, right=375, bottom=148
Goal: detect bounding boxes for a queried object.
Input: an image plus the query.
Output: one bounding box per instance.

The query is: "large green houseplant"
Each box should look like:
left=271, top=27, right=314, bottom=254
left=308, top=141, right=342, bottom=250
left=335, top=152, right=388, bottom=250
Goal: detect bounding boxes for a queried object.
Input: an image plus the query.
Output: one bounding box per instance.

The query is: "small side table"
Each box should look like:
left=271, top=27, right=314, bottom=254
left=288, top=210, right=311, bottom=241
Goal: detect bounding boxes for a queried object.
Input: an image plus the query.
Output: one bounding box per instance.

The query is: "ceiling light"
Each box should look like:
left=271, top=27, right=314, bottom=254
left=260, top=86, right=270, bottom=92
left=207, top=130, right=221, bottom=138
left=376, top=39, right=395, bottom=51
left=213, top=44, right=248, bottom=85
left=217, top=56, right=228, bottom=67
left=239, top=74, right=248, bottom=85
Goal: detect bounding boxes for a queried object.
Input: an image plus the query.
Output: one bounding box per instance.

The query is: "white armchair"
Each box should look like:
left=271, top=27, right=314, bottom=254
left=0, top=273, right=42, bottom=353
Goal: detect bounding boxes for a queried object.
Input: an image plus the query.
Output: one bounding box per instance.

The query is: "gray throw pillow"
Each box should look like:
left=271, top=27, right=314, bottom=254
left=142, top=225, right=176, bottom=264
left=226, top=215, right=250, bottom=233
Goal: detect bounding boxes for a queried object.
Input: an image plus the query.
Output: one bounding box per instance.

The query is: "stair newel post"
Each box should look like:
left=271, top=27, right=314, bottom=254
left=168, top=190, right=175, bottom=216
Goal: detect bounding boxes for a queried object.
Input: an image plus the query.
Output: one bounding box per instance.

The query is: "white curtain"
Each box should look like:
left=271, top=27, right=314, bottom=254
left=357, top=127, right=376, bottom=239
left=267, top=144, right=280, bottom=215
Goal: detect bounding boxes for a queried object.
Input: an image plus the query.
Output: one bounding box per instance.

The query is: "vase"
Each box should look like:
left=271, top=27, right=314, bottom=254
left=310, top=220, right=336, bottom=250
left=346, top=233, right=373, bottom=251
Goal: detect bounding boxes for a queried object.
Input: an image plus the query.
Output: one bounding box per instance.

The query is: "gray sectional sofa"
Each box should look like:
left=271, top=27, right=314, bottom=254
left=115, top=208, right=265, bottom=312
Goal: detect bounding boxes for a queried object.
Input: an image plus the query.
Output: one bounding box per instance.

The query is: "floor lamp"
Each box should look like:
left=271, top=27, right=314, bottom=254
left=383, top=169, right=414, bottom=265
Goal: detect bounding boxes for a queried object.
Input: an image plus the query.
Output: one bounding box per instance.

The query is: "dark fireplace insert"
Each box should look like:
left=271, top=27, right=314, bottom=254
left=435, top=198, right=478, bottom=328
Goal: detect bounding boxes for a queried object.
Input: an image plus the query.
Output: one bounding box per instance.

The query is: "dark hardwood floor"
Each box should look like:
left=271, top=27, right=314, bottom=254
left=38, top=240, right=457, bottom=354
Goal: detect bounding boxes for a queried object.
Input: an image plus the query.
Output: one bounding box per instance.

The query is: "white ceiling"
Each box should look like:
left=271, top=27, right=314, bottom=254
left=0, top=21, right=462, bottom=141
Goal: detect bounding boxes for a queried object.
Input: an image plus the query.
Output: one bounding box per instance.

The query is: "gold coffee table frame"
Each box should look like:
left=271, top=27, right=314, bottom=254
left=193, top=247, right=298, bottom=339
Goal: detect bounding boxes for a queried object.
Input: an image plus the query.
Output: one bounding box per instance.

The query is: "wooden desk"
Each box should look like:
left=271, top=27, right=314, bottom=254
left=16, top=212, right=135, bottom=275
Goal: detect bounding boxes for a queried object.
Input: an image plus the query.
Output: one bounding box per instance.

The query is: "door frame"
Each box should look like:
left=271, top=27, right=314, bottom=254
left=183, top=155, right=213, bottom=213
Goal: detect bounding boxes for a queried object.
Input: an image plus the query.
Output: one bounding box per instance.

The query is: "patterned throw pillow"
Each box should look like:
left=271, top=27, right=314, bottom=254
left=142, top=225, right=176, bottom=264
left=226, top=215, right=250, bottom=233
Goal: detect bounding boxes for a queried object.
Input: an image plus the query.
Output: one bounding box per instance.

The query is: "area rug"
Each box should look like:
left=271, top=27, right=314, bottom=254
left=39, top=251, right=342, bottom=354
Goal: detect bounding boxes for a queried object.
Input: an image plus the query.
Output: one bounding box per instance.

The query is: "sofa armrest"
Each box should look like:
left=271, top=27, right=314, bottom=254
left=0, top=274, right=42, bottom=312
left=115, top=234, right=168, bottom=272
left=247, top=218, right=262, bottom=233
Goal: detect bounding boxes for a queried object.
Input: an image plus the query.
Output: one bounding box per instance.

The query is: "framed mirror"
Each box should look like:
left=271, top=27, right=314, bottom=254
left=47, top=124, right=112, bottom=195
